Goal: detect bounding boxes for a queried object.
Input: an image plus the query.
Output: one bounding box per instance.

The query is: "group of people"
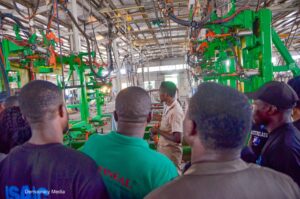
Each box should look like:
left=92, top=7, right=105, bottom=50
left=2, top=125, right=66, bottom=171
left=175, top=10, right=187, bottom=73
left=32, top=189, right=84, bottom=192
left=0, top=78, right=299, bottom=199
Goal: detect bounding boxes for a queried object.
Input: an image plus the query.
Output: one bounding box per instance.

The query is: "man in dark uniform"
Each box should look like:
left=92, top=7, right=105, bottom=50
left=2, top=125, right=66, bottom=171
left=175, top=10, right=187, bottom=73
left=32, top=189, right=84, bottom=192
left=288, top=76, right=300, bottom=130
left=247, top=81, right=300, bottom=186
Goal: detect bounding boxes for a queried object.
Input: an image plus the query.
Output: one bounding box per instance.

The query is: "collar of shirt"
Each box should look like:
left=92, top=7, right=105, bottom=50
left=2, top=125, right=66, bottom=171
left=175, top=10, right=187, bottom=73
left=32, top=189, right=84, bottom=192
left=164, top=100, right=177, bottom=115
left=22, top=142, right=62, bottom=149
left=269, top=123, right=294, bottom=137
left=109, top=131, right=149, bottom=148
left=184, top=159, right=249, bottom=176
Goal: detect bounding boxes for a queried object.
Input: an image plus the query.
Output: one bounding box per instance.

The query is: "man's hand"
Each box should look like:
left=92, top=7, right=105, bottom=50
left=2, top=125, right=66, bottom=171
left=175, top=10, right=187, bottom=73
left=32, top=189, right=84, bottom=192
left=150, top=127, right=159, bottom=135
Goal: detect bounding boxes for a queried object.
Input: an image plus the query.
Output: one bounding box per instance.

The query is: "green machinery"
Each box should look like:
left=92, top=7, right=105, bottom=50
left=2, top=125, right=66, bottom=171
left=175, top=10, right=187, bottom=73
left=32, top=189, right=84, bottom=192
left=57, top=53, right=112, bottom=148
left=0, top=15, right=112, bottom=149
left=158, top=0, right=300, bottom=158
left=163, top=0, right=299, bottom=92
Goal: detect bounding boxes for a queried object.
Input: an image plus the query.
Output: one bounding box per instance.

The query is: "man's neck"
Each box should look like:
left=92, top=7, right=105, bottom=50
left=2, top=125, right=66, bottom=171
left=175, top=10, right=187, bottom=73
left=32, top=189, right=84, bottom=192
left=191, top=147, right=240, bottom=164
left=117, top=121, right=145, bottom=138
left=28, top=123, right=63, bottom=145
left=267, top=116, right=292, bottom=133
left=166, top=98, right=175, bottom=106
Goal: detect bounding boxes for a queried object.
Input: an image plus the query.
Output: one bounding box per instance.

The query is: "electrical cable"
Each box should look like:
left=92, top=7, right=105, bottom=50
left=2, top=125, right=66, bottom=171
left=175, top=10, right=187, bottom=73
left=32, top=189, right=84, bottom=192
left=88, top=0, right=105, bottom=64
left=2, top=35, right=29, bottom=46
left=55, top=0, right=65, bottom=92
left=46, top=3, right=54, bottom=34
left=256, top=0, right=261, bottom=11
left=208, top=6, right=250, bottom=24
left=91, top=22, right=104, bottom=63
left=208, top=0, right=251, bottom=24
left=60, top=3, right=112, bottom=82
left=12, top=0, right=40, bottom=20
left=0, top=13, right=30, bottom=37
left=163, top=0, right=250, bottom=28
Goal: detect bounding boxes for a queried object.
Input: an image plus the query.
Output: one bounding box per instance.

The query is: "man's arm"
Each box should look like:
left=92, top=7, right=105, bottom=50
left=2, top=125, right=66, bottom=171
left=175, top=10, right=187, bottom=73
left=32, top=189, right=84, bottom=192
left=151, top=112, right=183, bottom=144
left=159, top=129, right=181, bottom=143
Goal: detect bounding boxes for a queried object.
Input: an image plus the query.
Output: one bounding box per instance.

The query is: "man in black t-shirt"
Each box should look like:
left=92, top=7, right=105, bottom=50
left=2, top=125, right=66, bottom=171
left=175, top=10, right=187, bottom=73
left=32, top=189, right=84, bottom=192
left=247, top=81, right=300, bottom=186
left=0, top=80, right=108, bottom=199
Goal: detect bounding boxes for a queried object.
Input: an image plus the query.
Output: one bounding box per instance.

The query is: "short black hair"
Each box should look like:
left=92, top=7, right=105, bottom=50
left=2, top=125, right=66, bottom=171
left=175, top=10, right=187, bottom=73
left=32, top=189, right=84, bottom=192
left=288, top=76, right=300, bottom=108
left=159, top=81, right=177, bottom=98
left=0, top=106, right=31, bottom=153
left=115, top=86, right=151, bottom=123
left=189, top=82, right=252, bottom=150
left=19, top=80, right=63, bottom=124
left=4, top=96, right=19, bottom=108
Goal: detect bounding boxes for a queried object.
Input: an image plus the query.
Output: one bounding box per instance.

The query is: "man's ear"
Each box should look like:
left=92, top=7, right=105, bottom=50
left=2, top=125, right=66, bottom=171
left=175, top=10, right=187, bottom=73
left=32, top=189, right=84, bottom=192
left=21, top=114, right=28, bottom=122
left=267, top=105, right=278, bottom=115
left=147, top=112, right=152, bottom=123
left=183, top=117, right=198, bottom=147
left=190, top=120, right=197, bottom=136
left=113, top=111, right=118, bottom=122
left=58, top=104, right=64, bottom=118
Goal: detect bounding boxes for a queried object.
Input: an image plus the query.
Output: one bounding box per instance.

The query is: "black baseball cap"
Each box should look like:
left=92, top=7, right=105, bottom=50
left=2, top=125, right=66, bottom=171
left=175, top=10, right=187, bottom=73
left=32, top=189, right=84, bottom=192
left=246, top=81, right=299, bottom=109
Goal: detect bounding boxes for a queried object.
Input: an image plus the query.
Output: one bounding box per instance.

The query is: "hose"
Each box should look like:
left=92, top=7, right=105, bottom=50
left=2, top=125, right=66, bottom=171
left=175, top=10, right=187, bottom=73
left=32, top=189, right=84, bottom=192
left=166, top=7, right=209, bottom=29
left=0, top=13, right=30, bottom=37
left=12, top=0, right=40, bottom=20
left=60, top=4, right=112, bottom=82
left=46, top=3, right=54, bottom=34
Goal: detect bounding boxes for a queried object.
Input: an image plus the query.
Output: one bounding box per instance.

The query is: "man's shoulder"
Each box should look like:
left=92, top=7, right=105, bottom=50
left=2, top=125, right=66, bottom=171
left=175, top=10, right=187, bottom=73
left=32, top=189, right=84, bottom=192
left=275, top=127, right=300, bottom=152
left=174, top=102, right=184, bottom=113
left=146, top=163, right=300, bottom=198
left=147, top=149, right=174, bottom=162
left=141, top=148, right=177, bottom=170
left=84, top=133, right=110, bottom=148
left=145, top=176, right=184, bottom=198
left=1, top=144, right=97, bottom=172
left=246, top=163, right=298, bottom=185
left=168, top=105, right=184, bottom=119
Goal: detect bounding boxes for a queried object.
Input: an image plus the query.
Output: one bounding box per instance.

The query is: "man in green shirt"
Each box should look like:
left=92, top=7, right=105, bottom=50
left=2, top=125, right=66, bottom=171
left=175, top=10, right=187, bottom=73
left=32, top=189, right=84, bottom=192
left=83, top=86, right=178, bottom=199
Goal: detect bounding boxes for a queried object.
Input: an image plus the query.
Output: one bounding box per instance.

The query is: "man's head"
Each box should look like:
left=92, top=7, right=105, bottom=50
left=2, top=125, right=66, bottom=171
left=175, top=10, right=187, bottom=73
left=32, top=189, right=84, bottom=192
left=184, top=82, right=252, bottom=153
left=0, top=107, right=32, bottom=154
left=19, top=80, right=68, bottom=134
left=247, top=81, right=298, bottom=127
left=3, top=96, right=19, bottom=108
left=159, top=81, right=177, bottom=103
left=288, top=76, right=300, bottom=121
left=114, top=87, right=151, bottom=134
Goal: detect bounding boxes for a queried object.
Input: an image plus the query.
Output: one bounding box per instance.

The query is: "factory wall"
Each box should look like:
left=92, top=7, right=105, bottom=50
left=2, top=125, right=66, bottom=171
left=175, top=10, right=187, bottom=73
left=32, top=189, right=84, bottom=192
left=120, top=69, right=191, bottom=99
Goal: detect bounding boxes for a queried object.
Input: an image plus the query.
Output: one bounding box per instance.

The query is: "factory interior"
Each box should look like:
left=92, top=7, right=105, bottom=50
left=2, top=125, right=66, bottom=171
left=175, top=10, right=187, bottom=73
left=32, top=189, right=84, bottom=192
left=0, top=0, right=300, bottom=198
